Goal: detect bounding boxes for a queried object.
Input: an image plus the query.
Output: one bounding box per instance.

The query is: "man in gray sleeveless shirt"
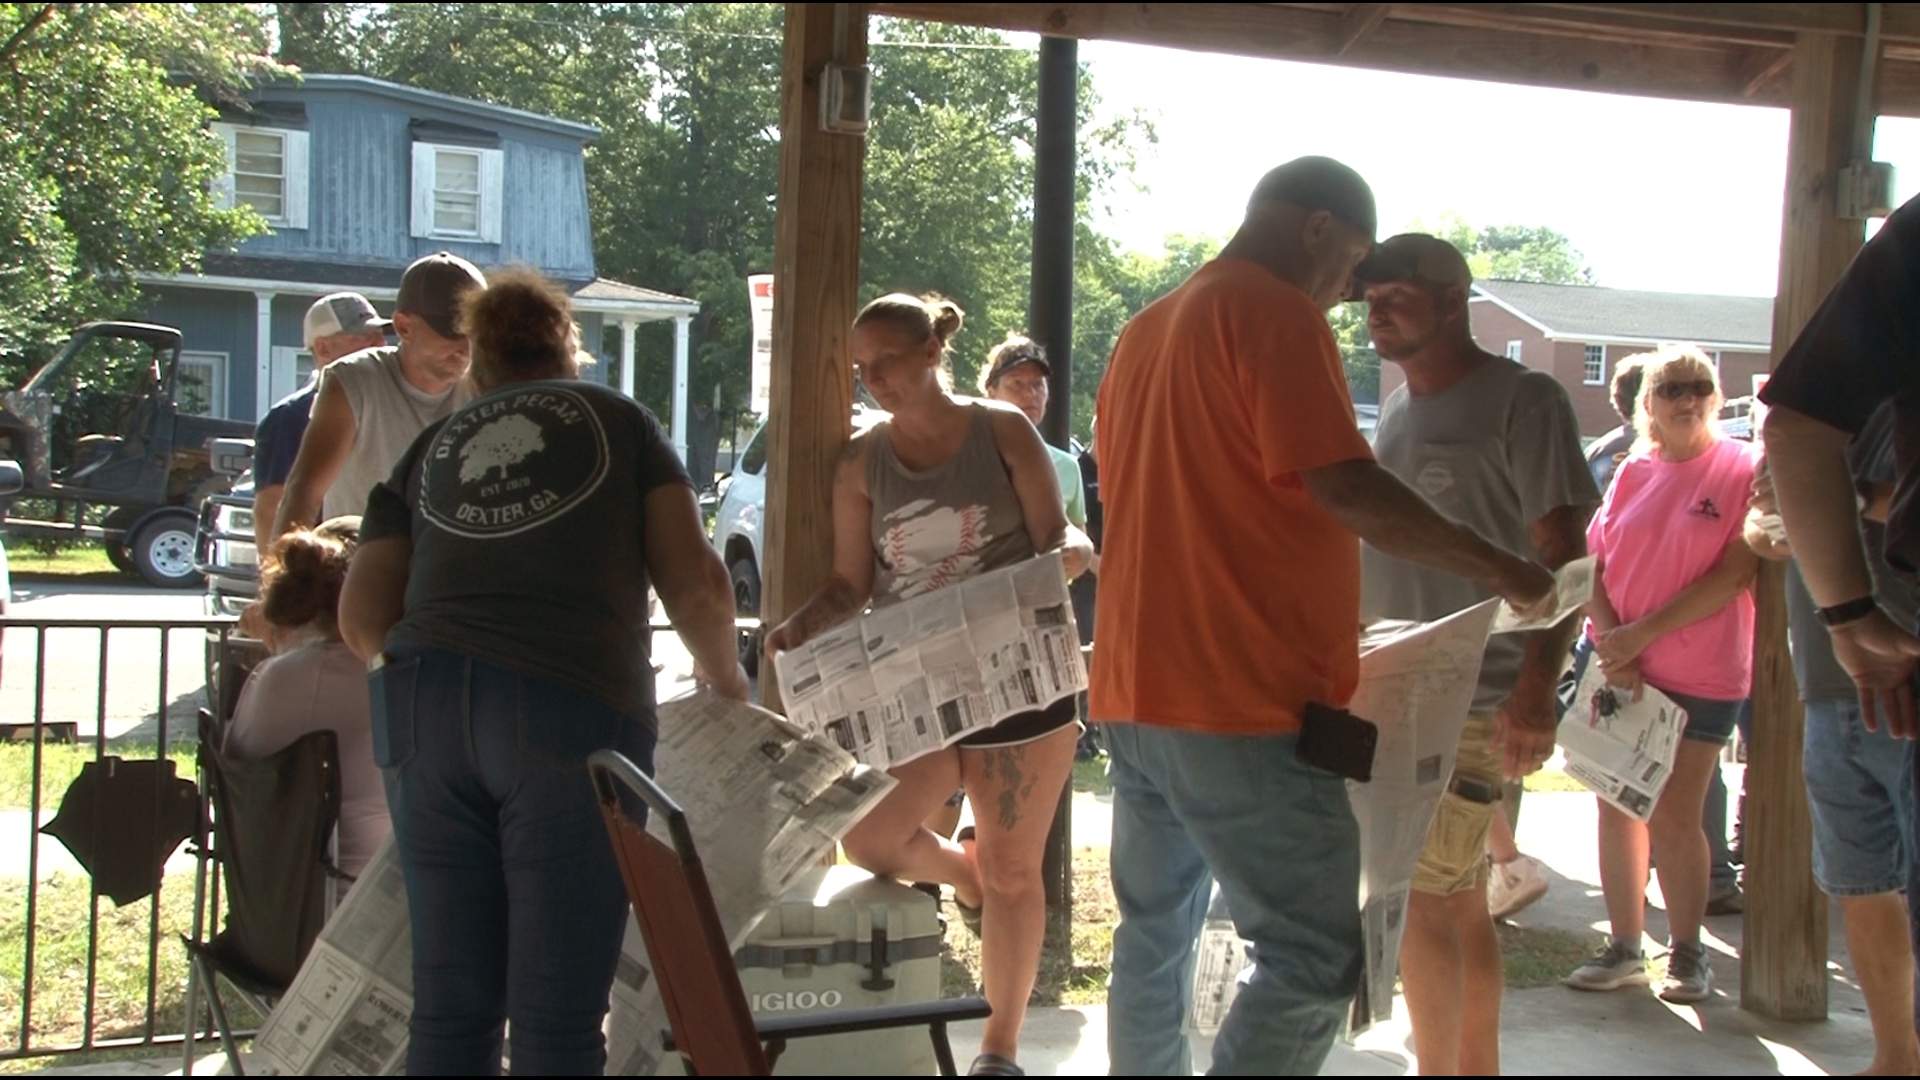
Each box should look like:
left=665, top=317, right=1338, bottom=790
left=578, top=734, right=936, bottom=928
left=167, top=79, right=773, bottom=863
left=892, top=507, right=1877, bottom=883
left=1357, top=235, right=1597, bottom=1074
left=271, top=252, right=485, bottom=540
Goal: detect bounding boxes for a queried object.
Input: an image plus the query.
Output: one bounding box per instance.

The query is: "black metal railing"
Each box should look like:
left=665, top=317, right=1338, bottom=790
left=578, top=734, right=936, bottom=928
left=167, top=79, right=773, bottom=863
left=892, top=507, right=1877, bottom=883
left=0, top=614, right=239, bottom=1062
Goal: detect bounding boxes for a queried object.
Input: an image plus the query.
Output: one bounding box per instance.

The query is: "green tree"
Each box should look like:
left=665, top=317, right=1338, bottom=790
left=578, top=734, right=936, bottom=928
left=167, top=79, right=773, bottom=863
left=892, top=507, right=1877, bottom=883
left=297, top=4, right=1150, bottom=440
left=0, top=3, right=278, bottom=373
left=1409, top=213, right=1595, bottom=285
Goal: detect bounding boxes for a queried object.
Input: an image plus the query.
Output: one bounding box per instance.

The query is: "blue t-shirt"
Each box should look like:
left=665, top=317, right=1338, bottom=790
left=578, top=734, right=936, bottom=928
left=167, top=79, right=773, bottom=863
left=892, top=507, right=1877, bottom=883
left=253, top=380, right=319, bottom=487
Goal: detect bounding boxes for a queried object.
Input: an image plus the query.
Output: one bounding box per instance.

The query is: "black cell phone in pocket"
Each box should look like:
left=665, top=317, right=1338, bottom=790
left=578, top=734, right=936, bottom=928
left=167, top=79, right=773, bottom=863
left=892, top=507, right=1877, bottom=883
left=1296, top=701, right=1378, bottom=782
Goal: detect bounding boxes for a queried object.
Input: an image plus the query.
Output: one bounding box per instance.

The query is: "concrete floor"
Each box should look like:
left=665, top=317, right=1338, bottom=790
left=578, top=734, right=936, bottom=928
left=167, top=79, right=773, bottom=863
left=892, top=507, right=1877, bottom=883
left=29, top=775, right=1878, bottom=1076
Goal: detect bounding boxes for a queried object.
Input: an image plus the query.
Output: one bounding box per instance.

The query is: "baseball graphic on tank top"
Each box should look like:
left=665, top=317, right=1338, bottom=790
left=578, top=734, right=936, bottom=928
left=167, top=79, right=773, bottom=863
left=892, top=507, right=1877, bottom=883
left=420, top=386, right=610, bottom=538
left=879, top=498, right=990, bottom=600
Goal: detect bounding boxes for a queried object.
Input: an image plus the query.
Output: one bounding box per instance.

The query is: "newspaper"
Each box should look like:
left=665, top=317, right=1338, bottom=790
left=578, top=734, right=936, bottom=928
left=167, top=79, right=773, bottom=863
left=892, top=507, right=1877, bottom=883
left=1183, top=600, right=1500, bottom=1039
left=1557, top=657, right=1684, bottom=821
left=774, top=552, right=1086, bottom=768
left=1344, top=599, right=1502, bottom=1035
left=1183, top=883, right=1246, bottom=1037
left=1490, top=555, right=1595, bottom=635
left=249, top=692, right=896, bottom=1075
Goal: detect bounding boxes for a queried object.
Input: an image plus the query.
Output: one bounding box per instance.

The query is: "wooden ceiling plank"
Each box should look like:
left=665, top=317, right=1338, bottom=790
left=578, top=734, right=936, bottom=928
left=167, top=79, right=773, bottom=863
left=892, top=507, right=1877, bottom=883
left=1335, top=3, right=1391, bottom=57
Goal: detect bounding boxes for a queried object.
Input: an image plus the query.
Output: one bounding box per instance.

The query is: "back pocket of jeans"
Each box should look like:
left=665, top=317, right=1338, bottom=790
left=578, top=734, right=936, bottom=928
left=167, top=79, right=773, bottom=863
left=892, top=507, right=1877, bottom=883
left=368, top=655, right=421, bottom=769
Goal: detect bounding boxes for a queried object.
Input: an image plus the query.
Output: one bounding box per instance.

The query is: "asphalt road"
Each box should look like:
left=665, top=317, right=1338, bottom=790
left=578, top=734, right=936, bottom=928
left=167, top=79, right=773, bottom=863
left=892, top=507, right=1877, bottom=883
left=2, top=578, right=211, bottom=743
left=0, top=576, right=717, bottom=743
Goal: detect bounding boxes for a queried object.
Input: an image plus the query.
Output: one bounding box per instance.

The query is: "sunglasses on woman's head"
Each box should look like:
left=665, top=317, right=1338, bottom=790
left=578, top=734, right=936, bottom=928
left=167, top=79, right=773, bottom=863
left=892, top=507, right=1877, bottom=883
left=1654, top=379, right=1716, bottom=401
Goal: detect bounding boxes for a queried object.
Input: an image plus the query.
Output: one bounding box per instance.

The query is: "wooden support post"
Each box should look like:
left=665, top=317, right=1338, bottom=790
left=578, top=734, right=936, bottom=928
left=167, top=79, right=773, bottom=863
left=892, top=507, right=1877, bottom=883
left=761, top=2, right=867, bottom=711
left=1742, top=27, right=1868, bottom=1021
left=1031, top=33, right=1078, bottom=915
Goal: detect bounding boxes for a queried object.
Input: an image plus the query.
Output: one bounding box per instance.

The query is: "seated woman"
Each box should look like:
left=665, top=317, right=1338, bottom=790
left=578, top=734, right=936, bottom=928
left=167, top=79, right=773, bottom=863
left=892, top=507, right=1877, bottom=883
left=226, top=516, right=390, bottom=882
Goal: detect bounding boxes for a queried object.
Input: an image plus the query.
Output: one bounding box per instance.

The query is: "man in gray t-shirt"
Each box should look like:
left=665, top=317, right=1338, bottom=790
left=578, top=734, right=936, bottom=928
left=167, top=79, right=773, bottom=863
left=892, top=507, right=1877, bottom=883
left=272, top=252, right=485, bottom=542
left=1355, top=235, right=1598, bottom=1075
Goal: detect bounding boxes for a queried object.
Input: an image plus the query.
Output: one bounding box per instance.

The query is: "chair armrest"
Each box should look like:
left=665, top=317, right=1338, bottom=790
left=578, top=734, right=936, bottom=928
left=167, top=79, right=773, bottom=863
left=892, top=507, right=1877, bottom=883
left=663, top=997, right=992, bottom=1052
left=756, top=996, right=992, bottom=1041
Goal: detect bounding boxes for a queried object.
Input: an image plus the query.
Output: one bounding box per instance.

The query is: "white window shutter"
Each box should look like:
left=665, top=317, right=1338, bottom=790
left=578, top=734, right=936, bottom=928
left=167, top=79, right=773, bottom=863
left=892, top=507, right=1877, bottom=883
left=211, top=122, right=237, bottom=209
left=283, top=130, right=310, bottom=229
left=410, top=142, right=435, bottom=238
left=478, top=148, right=505, bottom=244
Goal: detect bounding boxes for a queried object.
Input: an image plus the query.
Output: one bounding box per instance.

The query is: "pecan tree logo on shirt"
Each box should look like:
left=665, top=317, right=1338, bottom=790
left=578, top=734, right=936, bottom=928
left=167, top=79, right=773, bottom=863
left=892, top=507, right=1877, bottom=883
left=421, top=386, right=609, bottom=538
left=1689, top=497, right=1722, bottom=521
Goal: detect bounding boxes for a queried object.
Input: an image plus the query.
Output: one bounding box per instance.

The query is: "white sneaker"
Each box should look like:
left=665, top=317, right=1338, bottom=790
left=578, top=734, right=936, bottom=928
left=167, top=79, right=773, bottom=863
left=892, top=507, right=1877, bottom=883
left=1488, top=854, right=1549, bottom=920
left=1564, top=940, right=1651, bottom=992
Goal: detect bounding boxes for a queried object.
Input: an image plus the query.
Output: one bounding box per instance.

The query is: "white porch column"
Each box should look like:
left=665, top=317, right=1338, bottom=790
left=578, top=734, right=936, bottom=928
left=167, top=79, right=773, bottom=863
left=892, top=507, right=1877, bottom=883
left=671, top=315, right=691, bottom=462
left=253, top=291, right=276, bottom=420
left=618, top=318, right=637, bottom=399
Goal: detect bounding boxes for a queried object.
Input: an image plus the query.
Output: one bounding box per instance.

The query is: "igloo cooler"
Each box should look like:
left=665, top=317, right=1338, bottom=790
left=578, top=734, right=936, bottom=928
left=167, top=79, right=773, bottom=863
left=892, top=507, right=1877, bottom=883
left=732, top=865, right=946, bottom=1075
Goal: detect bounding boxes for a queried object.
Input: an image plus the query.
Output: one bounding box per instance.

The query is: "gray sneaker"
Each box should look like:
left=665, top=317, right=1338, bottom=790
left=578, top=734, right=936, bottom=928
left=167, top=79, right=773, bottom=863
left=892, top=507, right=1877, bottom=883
left=1564, top=940, right=1649, bottom=991
left=1659, top=941, right=1714, bottom=1003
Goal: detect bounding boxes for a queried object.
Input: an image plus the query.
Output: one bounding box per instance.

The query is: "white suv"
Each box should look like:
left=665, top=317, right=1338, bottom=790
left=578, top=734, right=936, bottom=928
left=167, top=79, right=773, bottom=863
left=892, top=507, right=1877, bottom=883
left=712, top=407, right=886, bottom=673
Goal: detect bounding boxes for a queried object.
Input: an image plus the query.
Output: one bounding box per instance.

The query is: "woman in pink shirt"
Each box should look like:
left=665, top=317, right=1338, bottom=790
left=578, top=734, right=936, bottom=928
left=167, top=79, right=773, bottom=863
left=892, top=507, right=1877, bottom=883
left=227, top=518, right=390, bottom=886
left=1564, top=346, right=1760, bottom=1005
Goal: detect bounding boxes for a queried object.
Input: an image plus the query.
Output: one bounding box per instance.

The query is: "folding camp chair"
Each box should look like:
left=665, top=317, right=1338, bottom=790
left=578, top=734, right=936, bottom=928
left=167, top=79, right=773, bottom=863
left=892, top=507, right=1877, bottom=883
left=182, top=708, right=343, bottom=1076
left=589, top=749, right=991, bottom=1076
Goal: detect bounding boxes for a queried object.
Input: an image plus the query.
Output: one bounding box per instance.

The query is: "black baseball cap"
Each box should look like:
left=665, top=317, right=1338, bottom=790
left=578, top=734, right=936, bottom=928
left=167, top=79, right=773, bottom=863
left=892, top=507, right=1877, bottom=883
left=396, top=252, right=487, bottom=339
left=1247, top=156, right=1378, bottom=241
left=984, top=339, right=1050, bottom=386
left=1353, top=233, right=1473, bottom=289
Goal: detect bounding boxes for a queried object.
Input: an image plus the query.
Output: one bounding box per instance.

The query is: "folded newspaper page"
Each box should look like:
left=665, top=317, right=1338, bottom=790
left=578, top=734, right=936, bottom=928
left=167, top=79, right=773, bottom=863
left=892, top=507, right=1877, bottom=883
left=774, top=552, right=1086, bottom=769
left=1490, top=556, right=1595, bottom=635
left=249, top=692, right=896, bottom=1076
left=1557, top=659, right=1683, bottom=821
left=1183, top=600, right=1499, bottom=1039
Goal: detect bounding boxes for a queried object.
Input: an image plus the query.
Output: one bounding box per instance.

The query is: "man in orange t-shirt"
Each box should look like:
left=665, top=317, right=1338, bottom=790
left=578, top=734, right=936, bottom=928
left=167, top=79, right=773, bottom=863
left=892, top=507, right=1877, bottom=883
left=1092, top=157, right=1554, bottom=1075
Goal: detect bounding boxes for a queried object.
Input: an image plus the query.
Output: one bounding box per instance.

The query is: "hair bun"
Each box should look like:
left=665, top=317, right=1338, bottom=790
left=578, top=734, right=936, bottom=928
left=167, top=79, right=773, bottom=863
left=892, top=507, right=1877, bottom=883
left=928, top=297, right=964, bottom=344
left=261, top=523, right=359, bottom=633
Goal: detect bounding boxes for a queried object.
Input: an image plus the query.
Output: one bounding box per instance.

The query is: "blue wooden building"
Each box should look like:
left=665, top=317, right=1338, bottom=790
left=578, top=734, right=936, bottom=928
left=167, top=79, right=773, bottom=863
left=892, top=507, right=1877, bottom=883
left=139, top=75, right=701, bottom=456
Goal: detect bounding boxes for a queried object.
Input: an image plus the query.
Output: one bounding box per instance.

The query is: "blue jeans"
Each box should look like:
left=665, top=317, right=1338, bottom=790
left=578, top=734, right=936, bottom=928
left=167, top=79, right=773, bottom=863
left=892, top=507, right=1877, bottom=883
left=1103, top=722, right=1361, bottom=1076
left=1803, top=697, right=1915, bottom=896
left=371, top=645, right=656, bottom=1076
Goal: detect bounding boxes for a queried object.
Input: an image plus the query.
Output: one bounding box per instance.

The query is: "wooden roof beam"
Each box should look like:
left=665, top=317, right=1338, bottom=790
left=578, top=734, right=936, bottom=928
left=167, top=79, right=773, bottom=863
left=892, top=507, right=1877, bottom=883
left=870, top=3, right=1920, bottom=118
left=1335, top=3, right=1390, bottom=57
left=1357, top=3, right=1796, bottom=52
left=1740, top=46, right=1795, bottom=99
left=1545, top=3, right=1920, bottom=46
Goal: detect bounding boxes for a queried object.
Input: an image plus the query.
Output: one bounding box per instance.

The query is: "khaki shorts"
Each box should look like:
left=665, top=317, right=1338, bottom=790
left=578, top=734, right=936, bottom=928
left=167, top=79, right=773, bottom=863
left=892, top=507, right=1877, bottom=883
left=1411, top=712, right=1502, bottom=897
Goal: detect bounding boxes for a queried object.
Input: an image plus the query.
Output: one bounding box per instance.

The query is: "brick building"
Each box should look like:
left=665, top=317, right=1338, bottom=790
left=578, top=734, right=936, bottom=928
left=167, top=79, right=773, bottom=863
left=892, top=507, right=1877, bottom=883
left=1377, top=280, right=1774, bottom=437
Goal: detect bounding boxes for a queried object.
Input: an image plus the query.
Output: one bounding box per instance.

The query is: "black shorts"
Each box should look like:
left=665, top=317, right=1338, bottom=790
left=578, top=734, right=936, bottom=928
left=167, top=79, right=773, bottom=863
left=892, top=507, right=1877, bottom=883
left=956, top=696, right=1081, bottom=750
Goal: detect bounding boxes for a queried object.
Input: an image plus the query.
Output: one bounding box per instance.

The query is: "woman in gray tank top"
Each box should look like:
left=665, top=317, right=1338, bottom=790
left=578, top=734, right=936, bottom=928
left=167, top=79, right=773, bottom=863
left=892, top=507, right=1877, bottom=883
left=766, top=294, right=1091, bottom=1076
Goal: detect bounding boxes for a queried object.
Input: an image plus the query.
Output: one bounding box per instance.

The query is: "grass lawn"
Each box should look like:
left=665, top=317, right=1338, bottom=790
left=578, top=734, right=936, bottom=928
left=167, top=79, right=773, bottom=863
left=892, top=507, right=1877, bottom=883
left=6, top=544, right=124, bottom=584
left=1071, top=756, right=1110, bottom=797
left=0, top=742, right=198, bottom=813
left=0, top=870, right=202, bottom=1058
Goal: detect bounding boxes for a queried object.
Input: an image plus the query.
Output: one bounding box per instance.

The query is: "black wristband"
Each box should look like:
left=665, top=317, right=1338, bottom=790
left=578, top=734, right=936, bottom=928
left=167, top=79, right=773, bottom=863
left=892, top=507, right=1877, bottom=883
left=1817, top=595, right=1879, bottom=628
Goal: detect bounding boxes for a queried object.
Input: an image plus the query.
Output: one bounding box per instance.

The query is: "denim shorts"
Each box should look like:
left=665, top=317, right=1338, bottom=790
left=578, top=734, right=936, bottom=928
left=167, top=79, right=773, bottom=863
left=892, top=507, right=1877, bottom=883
left=1658, top=687, right=1743, bottom=746
left=1803, top=698, right=1916, bottom=896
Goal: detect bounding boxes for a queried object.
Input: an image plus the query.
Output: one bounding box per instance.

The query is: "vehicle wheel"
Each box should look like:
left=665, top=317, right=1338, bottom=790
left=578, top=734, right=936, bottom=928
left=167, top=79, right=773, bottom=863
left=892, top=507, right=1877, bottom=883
left=100, top=505, right=143, bottom=577
left=730, top=558, right=761, bottom=677
left=131, top=510, right=202, bottom=589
